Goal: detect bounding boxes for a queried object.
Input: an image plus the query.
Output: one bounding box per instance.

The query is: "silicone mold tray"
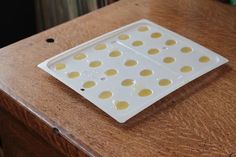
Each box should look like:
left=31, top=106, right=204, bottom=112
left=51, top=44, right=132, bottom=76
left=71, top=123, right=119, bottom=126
left=38, top=19, right=228, bottom=123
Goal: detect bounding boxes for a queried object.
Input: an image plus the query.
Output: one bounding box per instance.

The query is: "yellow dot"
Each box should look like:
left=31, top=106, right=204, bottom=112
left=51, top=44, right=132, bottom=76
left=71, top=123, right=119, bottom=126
left=74, top=53, right=87, bottom=60
left=180, top=66, right=192, bottom=73
left=83, top=81, right=96, bottom=88
left=55, top=63, right=66, bottom=70
left=199, top=56, right=210, bottom=63
left=151, top=32, right=162, bottom=38
left=95, top=43, right=106, bottom=50
left=89, top=61, right=102, bottom=68
left=109, top=50, right=121, bottom=57
left=159, top=79, right=171, bottom=86
left=163, top=57, right=175, bottom=64
left=165, top=40, right=176, bottom=46
left=105, top=69, right=118, bottom=76
left=138, top=26, right=149, bottom=32
left=116, top=101, right=129, bottom=110
left=118, top=34, right=129, bottom=40
left=132, top=40, right=143, bottom=47
left=121, top=79, right=134, bottom=87
left=140, top=69, right=153, bottom=77
left=124, top=60, right=137, bottom=67
left=138, top=89, right=153, bottom=97
left=147, top=48, right=159, bottom=55
left=181, top=47, right=192, bottom=53
left=99, top=91, right=112, bottom=99
left=67, top=72, right=80, bottom=79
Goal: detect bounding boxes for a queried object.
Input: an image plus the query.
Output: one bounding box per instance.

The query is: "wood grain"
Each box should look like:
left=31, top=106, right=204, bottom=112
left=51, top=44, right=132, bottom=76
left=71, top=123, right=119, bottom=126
left=0, top=0, right=236, bottom=156
left=0, top=108, right=64, bottom=157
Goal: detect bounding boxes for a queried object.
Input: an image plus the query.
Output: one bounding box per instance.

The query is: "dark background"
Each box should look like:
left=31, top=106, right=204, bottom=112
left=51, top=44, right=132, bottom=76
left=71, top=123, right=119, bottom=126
left=0, top=1, right=37, bottom=48
left=0, top=0, right=119, bottom=48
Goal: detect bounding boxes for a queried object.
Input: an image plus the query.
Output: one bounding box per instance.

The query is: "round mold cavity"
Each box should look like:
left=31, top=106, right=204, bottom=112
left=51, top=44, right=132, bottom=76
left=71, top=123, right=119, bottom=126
left=138, top=26, right=149, bottom=32
left=74, top=53, right=87, bottom=60
left=99, top=91, right=112, bottom=99
left=83, top=81, right=96, bottom=88
left=89, top=61, right=102, bottom=68
left=147, top=48, right=159, bottom=55
left=115, top=101, right=129, bottom=110
left=67, top=72, right=80, bottom=79
left=181, top=47, right=192, bottom=53
left=132, top=40, right=143, bottom=47
left=163, top=57, right=175, bottom=64
left=199, top=56, right=210, bottom=63
left=140, top=69, right=153, bottom=77
left=118, top=34, right=130, bottom=40
left=94, top=43, right=107, bottom=50
left=151, top=32, right=162, bottom=38
left=109, top=50, right=121, bottom=57
left=138, top=89, right=153, bottom=97
left=159, top=79, right=172, bottom=86
left=180, top=66, right=193, bottom=73
left=121, top=79, right=134, bottom=87
left=105, top=69, right=118, bottom=76
left=55, top=63, right=66, bottom=70
left=124, top=59, right=138, bottom=67
left=165, top=40, right=176, bottom=46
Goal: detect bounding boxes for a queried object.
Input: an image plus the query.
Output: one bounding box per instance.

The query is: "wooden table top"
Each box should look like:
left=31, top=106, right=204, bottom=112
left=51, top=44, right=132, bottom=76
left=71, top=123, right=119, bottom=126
left=0, top=0, right=236, bottom=156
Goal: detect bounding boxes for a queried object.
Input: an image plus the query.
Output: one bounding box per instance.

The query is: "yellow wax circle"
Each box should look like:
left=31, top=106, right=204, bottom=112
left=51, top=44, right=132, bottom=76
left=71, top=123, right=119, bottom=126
left=138, top=26, right=149, bottom=32
left=55, top=63, right=66, bottom=70
left=95, top=43, right=106, bottom=50
left=181, top=47, right=192, bottom=53
left=109, top=50, right=121, bottom=57
left=140, top=69, right=153, bottom=77
left=163, top=57, right=175, bottom=64
left=124, top=60, right=137, bottom=67
left=132, top=40, right=143, bottom=47
left=199, top=56, right=210, bottom=63
left=83, top=81, right=96, bottom=88
left=151, top=32, right=162, bottom=38
left=159, top=79, right=171, bottom=86
left=67, top=72, right=80, bottom=79
left=74, top=53, right=87, bottom=60
left=105, top=69, right=118, bottom=76
left=165, top=40, right=176, bottom=46
left=121, top=79, right=134, bottom=87
left=138, top=89, right=153, bottom=97
left=180, top=66, right=192, bottom=73
left=118, top=34, right=129, bottom=40
left=116, top=101, right=129, bottom=110
left=99, top=91, right=112, bottom=99
left=148, top=48, right=159, bottom=55
left=89, top=61, right=102, bottom=68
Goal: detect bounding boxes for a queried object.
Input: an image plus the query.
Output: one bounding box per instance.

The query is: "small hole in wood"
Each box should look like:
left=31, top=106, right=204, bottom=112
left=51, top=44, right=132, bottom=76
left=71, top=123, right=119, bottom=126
left=46, top=38, right=55, bottom=43
left=52, top=128, right=60, bottom=135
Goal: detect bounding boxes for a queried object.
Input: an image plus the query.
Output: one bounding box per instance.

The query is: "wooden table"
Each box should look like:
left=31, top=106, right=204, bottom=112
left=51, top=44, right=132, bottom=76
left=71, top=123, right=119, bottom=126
left=0, top=0, right=236, bottom=156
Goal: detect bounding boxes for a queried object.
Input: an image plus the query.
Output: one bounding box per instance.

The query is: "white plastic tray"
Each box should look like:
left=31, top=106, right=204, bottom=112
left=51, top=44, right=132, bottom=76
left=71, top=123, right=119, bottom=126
left=38, top=19, right=228, bottom=123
